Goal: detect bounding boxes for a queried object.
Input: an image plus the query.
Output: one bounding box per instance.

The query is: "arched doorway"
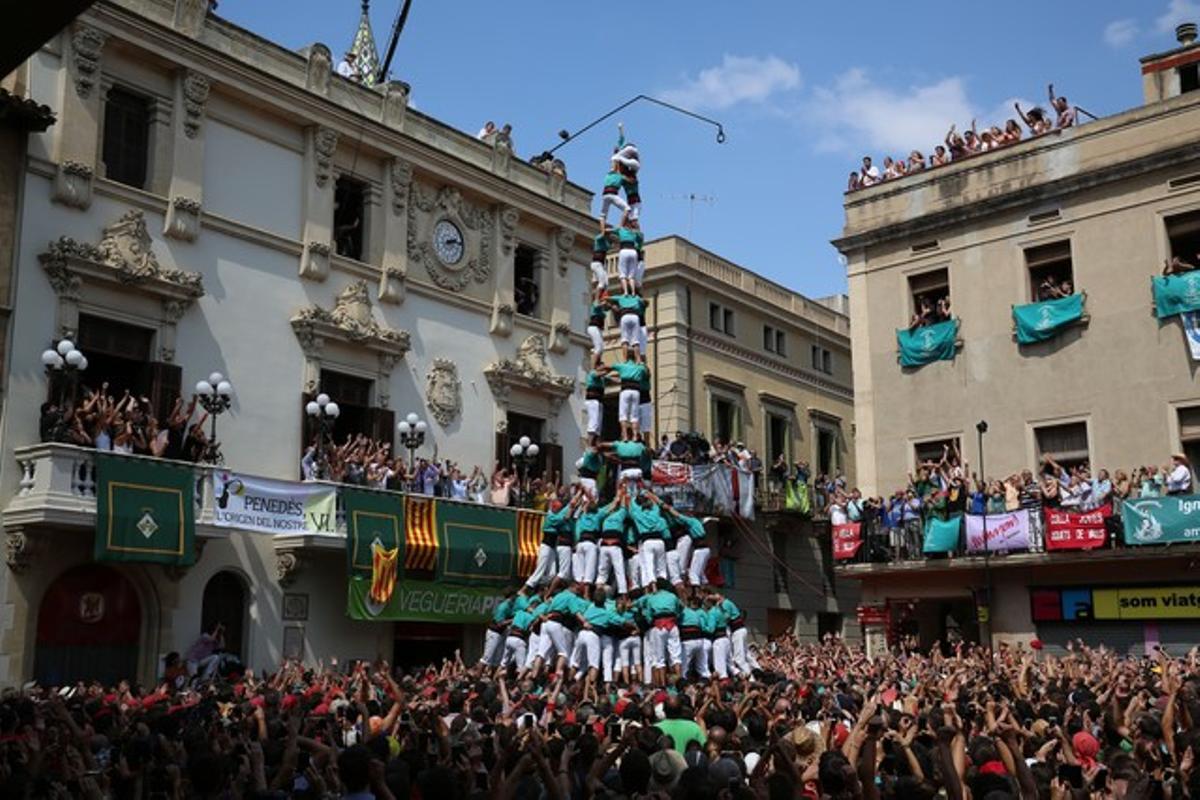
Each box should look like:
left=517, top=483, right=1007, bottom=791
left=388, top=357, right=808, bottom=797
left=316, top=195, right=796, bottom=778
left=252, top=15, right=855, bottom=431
left=35, top=564, right=141, bottom=686
left=200, top=571, right=246, bottom=658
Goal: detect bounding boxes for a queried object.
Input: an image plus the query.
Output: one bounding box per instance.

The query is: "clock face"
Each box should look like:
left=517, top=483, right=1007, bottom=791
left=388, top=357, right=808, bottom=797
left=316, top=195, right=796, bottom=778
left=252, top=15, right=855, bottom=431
left=433, top=219, right=465, bottom=265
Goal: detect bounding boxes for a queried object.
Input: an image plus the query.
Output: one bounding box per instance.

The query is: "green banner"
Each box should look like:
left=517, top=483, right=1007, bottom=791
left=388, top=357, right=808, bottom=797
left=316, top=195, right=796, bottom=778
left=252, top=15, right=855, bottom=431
left=436, top=500, right=517, bottom=585
left=896, top=319, right=958, bottom=367
left=346, top=576, right=505, bottom=622
left=1122, top=495, right=1200, bottom=545
left=923, top=514, right=962, bottom=554
left=785, top=480, right=811, bottom=516
left=1013, top=294, right=1084, bottom=344
left=95, top=454, right=195, bottom=565
left=1153, top=273, right=1200, bottom=319
left=344, top=488, right=404, bottom=575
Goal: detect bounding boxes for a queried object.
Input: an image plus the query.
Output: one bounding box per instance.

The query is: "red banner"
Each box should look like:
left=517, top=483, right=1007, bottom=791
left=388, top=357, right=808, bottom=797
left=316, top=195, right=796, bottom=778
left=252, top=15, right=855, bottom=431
left=1044, top=504, right=1111, bottom=551
left=856, top=605, right=889, bottom=625
left=651, top=461, right=692, bottom=486
left=832, top=523, right=862, bottom=560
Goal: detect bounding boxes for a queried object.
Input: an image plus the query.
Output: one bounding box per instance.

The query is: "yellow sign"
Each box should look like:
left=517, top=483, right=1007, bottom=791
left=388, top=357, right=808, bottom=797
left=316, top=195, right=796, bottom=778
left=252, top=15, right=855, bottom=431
left=1092, top=586, right=1200, bottom=620
left=977, top=605, right=990, bottom=623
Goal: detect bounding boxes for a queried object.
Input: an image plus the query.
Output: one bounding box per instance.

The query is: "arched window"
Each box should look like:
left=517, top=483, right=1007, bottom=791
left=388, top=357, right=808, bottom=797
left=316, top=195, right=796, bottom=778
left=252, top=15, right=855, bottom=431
left=200, top=571, right=247, bottom=658
left=36, top=564, right=141, bottom=686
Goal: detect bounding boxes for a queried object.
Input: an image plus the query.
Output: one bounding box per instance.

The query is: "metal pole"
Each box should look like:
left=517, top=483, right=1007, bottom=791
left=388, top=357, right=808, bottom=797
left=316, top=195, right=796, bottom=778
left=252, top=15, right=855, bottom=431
left=977, top=422, right=993, bottom=660
left=543, top=94, right=726, bottom=157
left=378, top=0, right=414, bottom=83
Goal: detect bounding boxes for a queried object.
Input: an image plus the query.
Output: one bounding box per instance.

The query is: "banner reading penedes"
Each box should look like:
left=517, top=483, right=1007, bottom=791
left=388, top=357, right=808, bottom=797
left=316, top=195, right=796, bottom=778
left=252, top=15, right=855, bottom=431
left=211, top=471, right=337, bottom=535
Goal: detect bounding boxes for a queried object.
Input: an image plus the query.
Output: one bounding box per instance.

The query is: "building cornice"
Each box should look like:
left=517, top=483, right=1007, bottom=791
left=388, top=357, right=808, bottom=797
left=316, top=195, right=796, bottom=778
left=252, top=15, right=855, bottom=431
left=687, top=329, right=854, bottom=402
left=84, top=3, right=595, bottom=234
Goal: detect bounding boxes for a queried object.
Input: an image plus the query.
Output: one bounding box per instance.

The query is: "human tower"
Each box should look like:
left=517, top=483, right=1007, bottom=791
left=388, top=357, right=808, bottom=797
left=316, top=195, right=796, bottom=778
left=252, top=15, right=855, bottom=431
left=478, top=126, right=752, bottom=690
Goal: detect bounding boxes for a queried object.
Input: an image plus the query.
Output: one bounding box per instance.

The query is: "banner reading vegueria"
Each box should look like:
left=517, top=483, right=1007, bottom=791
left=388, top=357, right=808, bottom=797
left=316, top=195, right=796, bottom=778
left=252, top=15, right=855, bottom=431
left=1122, top=495, right=1200, bottom=545
left=346, top=576, right=505, bottom=623
left=212, top=472, right=337, bottom=535
left=896, top=319, right=958, bottom=367
left=1012, top=294, right=1084, bottom=344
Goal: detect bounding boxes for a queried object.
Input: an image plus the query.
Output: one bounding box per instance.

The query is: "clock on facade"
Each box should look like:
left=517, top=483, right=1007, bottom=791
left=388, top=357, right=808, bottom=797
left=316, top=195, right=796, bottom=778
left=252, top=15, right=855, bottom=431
left=433, top=219, right=464, bottom=265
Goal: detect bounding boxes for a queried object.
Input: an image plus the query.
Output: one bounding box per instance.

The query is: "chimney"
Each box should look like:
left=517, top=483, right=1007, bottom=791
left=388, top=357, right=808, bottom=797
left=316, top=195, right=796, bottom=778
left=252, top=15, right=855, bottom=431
left=1178, top=22, right=1198, bottom=46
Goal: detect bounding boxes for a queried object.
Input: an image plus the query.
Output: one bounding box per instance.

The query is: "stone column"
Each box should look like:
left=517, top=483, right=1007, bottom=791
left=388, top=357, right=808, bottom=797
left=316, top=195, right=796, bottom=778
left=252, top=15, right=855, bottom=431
left=489, top=205, right=519, bottom=337
left=299, top=126, right=338, bottom=281
left=378, top=157, right=412, bottom=304
left=547, top=228, right=576, bottom=354
left=163, top=70, right=210, bottom=242
left=52, top=23, right=107, bottom=210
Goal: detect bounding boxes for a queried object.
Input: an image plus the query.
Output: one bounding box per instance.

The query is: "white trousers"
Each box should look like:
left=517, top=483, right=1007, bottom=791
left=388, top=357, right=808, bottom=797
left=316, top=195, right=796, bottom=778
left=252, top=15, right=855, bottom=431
left=600, top=635, right=616, bottom=683
left=626, top=553, right=642, bottom=591
left=618, top=635, right=642, bottom=676
left=639, top=538, right=667, bottom=584
left=540, top=620, right=574, bottom=663
left=597, top=544, right=627, bottom=594
left=585, top=397, right=602, bottom=435
left=639, top=325, right=648, bottom=354
left=601, top=192, right=628, bottom=222
left=731, top=627, right=751, bottom=675
left=666, top=546, right=683, bottom=586
left=555, top=545, right=573, bottom=581
left=579, top=476, right=597, bottom=499
left=645, top=626, right=668, bottom=669
left=525, top=632, right=542, bottom=669
left=712, top=635, right=731, bottom=679
left=502, top=635, right=527, bottom=669
left=590, top=260, right=608, bottom=290
left=675, top=538, right=694, bottom=581
left=573, top=541, right=598, bottom=584
left=525, top=543, right=556, bottom=589
left=618, top=467, right=643, bottom=488
left=618, top=388, right=640, bottom=422
left=481, top=629, right=505, bottom=666
left=617, top=247, right=638, bottom=280
left=682, top=639, right=711, bottom=679
left=572, top=629, right=601, bottom=676
left=635, top=258, right=646, bottom=286
left=688, top=546, right=711, bottom=586
left=587, top=326, right=604, bottom=357
left=619, top=314, right=640, bottom=346
left=666, top=626, right=682, bottom=667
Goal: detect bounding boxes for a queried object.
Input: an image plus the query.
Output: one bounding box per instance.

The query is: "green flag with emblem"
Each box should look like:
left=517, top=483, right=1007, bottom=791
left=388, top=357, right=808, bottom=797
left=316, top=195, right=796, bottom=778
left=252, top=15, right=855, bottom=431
left=94, top=454, right=195, bottom=565
left=896, top=319, right=959, bottom=367
left=343, top=487, right=404, bottom=575
left=435, top=499, right=516, bottom=586
left=1012, top=294, right=1084, bottom=344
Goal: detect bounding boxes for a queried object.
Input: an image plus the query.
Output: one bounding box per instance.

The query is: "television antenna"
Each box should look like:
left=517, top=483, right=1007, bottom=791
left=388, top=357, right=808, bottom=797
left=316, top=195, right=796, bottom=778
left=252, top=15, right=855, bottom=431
left=663, top=193, right=716, bottom=238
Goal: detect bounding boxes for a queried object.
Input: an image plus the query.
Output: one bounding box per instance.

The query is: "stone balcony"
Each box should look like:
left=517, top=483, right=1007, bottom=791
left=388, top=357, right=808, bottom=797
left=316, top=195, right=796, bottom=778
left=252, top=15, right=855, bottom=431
left=2, top=443, right=346, bottom=573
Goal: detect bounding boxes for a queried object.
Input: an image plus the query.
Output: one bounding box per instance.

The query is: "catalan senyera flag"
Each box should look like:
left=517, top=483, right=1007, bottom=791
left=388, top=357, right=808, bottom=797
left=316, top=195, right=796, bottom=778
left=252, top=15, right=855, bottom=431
left=369, top=543, right=399, bottom=605
left=404, top=496, right=438, bottom=571
left=516, top=509, right=543, bottom=579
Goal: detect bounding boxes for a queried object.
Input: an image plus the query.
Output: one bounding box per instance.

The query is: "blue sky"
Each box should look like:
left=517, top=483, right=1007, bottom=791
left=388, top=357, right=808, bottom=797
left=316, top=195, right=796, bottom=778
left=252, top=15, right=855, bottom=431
left=221, top=0, right=1199, bottom=299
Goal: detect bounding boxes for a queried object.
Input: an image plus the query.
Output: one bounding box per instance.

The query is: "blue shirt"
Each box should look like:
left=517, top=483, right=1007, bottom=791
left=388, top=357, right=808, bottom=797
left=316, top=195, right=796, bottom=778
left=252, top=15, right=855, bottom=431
left=629, top=501, right=670, bottom=539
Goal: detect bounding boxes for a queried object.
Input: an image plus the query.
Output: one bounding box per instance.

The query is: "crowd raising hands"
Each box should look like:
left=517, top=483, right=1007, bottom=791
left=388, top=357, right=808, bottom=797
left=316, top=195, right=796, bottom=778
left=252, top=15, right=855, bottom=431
left=5, top=634, right=1200, bottom=800
left=850, top=85, right=1079, bottom=192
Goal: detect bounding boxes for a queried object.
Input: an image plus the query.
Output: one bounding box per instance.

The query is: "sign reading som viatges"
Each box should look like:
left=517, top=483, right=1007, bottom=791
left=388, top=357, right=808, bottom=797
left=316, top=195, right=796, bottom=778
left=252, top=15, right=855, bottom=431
left=1092, top=586, right=1200, bottom=620
left=212, top=472, right=337, bottom=535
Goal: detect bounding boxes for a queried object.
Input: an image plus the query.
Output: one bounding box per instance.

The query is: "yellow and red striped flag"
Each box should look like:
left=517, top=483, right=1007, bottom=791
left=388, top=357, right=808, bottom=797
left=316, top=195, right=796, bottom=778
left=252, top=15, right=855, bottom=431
left=516, top=509, right=543, bottom=579
left=369, top=542, right=399, bottom=605
left=404, top=496, right=438, bottom=572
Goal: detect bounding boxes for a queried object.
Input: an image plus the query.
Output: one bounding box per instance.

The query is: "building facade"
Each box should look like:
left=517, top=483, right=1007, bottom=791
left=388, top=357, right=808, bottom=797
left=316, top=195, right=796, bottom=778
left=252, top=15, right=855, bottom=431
left=833, top=27, right=1200, bottom=655
left=604, top=236, right=860, bottom=642
left=0, top=0, right=597, bottom=685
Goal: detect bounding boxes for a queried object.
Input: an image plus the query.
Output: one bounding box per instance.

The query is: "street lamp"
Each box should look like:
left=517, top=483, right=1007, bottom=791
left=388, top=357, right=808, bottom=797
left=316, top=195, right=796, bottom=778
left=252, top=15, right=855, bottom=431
left=509, top=436, right=540, bottom=508
left=397, top=412, right=428, bottom=472
left=975, top=419, right=993, bottom=660
left=305, top=393, right=341, bottom=479
left=195, top=371, right=235, bottom=464
left=41, top=339, right=88, bottom=404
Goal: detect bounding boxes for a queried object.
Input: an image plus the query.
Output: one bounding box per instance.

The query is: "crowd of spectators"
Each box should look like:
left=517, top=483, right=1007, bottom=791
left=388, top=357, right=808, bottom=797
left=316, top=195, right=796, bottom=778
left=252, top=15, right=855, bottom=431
left=819, top=443, right=1195, bottom=562
left=848, top=85, right=1079, bottom=193
left=39, top=387, right=213, bottom=463
left=6, top=633, right=1199, bottom=800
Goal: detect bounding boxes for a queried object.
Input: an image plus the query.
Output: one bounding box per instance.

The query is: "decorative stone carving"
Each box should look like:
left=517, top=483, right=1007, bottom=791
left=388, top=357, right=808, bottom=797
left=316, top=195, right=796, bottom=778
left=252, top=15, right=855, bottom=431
left=53, top=160, right=94, bottom=210
left=164, top=196, right=203, bottom=242
left=381, top=80, right=410, bottom=129
left=548, top=321, right=572, bottom=355
left=408, top=184, right=494, bottom=291
left=45, top=210, right=204, bottom=292
left=173, top=0, right=210, bottom=37
left=70, top=25, right=106, bottom=99
left=490, top=301, right=514, bottom=338
left=291, top=282, right=410, bottom=358
left=306, top=44, right=333, bottom=95
left=313, top=126, right=338, bottom=188
left=547, top=166, right=566, bottom=201
left=181, top=71, right=210, bottom=139
left=498, top=206, right=520, bottom=257
left=554, top=228, right=575, bottom=277
left=299, top=240, right=332, bottom=282
left=378, top=265, right=405, bottom=305
left=5, top=530, right=31, bottom=573
left=389, top=158, right=413, bottom=216
left=491, top=133, right=513, bottom=175
left=484, top=334, right=575, bottom=409
left=425, top=359, right=462, bottom=427
left=276, top=551, right=301, bottom=586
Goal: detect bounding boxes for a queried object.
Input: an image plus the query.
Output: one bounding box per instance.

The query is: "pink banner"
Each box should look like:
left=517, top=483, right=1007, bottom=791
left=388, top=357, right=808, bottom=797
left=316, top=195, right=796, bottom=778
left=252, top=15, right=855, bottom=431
left=1044, top=504, right=1110, bottom=551
left=965, top=510, right=1031, bottom=552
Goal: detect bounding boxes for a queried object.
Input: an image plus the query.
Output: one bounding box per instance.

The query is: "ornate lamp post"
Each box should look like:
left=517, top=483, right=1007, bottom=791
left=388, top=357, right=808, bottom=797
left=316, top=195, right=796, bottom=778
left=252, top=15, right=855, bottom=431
left=40, top=339, right=88, bottom=405
left=397, top=412, right=428, bottom=472
left=195, top=371, right=235, bottom=464
left=305, top=393, right=341, bottom=478
left=510, top=436, right=539, bottom=508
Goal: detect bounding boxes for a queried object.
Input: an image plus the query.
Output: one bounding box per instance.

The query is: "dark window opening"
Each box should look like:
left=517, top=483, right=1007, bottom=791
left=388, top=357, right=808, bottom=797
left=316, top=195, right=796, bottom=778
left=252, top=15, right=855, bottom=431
left=497, top=412, right=560, bottom=480
left=817, top=428, right=836, bottom=476
left=709, top=302, right=723, bottom=331
left=767, top=413, right=789, bottom=463
left=102, top=87, right=151, bottom=189
left=775, top=330, right=787, bottom=356
left=908, top=268, right=950, bottom=326
left=723, top=308, right=735, bottom=336
left=1025, top=240, right=1074, bottom=301
left=1180, top=407, right=1200, bottom=474
left=713, top=397, right=737, bottom=444
left=76, top=315, right=155, bottom=400
left=600, top=394, right=621, bottom=444
left=334, top=176, right=366, bottom=261
left=1035, top=421, right=1089, bottom=473
left=913, top=437, right=960, bottom=470
left=818, top=612, right=844, bottom=640
left=1181, top=63, right=1200, bottom=94
left=201, top=572, right=246, bottom=658
left=763, top=325, right=774, bottom=352
left=811, top=345, right=832, bottom=374
left=514, top=244, right=540, bottom=317
left=318, top=370, right=374, bottom=443
left=1166, top=209, right=1200, bottom=268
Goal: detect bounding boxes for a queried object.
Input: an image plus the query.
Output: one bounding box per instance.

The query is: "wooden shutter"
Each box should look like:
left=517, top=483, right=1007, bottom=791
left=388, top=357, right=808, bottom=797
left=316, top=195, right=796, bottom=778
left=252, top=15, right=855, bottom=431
left=146, top=362, right=182, bottom=425
left=370, top=407, right=395, bottom=451
left=496, top=432, right=511, bottom=470
left=541, top=443, right=563, bottom=484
